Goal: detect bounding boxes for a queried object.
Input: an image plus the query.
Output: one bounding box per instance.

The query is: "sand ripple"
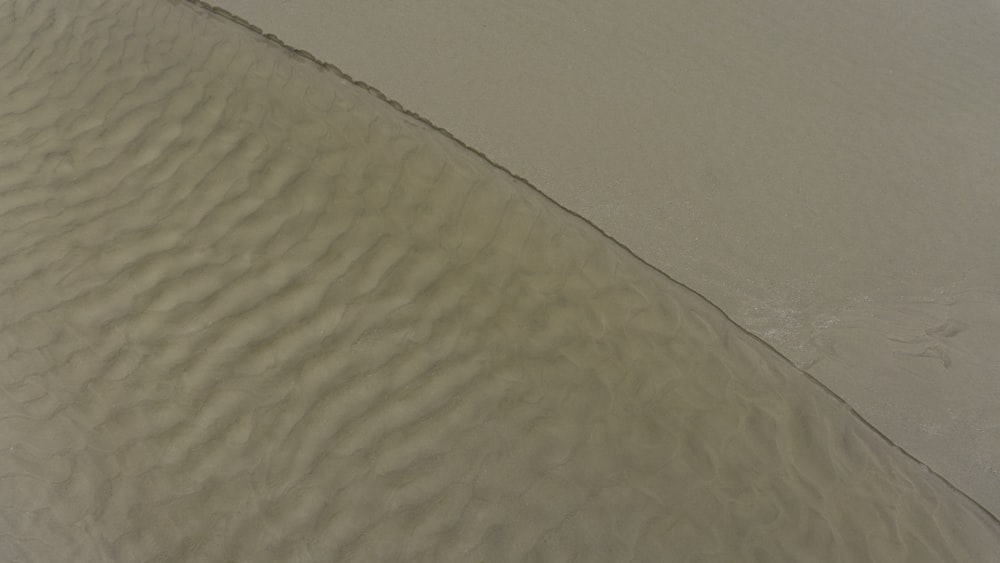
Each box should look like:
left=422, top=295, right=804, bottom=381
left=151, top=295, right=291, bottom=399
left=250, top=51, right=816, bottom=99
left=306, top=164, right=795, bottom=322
left=0, top=0, right=998, bottom=561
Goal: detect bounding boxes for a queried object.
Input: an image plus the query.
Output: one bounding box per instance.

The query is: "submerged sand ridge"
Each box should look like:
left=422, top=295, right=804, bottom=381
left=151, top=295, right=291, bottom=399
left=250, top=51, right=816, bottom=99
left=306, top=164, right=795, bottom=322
left=0, top=0, right=998, bottom=561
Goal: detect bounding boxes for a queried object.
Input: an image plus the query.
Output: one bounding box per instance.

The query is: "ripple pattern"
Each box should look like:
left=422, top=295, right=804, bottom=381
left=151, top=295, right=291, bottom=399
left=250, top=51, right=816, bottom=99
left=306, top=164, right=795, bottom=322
left=0, top=0, right=998, bottom=561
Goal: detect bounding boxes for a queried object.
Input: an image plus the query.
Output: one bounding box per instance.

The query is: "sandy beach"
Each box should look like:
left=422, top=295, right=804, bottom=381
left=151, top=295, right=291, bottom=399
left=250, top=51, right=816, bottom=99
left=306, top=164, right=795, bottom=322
left=1, top=0, right=999, bottom=561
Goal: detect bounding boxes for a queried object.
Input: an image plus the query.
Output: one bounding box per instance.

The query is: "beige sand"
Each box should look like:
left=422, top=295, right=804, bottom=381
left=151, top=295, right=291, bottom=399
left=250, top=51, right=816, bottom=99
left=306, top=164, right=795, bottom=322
left=213, top=0, right=1000, bottom=519
left=1, top=0, right=998, bottom=561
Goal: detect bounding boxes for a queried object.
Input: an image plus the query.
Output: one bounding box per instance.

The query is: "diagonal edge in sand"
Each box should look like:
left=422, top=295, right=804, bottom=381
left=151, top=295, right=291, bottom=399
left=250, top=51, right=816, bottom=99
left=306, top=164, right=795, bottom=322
left=2, top=1, right=999, bottom=559
left=186, top=0, right=999, bottom=528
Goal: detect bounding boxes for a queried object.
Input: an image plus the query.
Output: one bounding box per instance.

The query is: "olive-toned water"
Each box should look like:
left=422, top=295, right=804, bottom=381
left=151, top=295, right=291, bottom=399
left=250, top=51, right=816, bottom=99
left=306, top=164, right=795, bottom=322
left=0, top=1, right=997, bottom=561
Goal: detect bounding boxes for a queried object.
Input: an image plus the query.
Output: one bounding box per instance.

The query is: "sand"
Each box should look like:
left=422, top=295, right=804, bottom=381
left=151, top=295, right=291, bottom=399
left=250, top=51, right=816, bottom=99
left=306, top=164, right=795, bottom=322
left=211, top=0, right=1000, bottom=519
left=0, top=0, right=998, bottom=561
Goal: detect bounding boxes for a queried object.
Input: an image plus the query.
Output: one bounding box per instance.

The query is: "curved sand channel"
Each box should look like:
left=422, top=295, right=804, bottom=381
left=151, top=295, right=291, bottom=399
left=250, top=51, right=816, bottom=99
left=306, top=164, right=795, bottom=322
left=0, top=0, right=998, bottom=561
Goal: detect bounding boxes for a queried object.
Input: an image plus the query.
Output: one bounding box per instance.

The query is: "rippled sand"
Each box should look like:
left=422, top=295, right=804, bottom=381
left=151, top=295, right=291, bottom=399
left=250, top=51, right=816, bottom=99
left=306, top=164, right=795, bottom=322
left=1, top=0, right=998, bottom=561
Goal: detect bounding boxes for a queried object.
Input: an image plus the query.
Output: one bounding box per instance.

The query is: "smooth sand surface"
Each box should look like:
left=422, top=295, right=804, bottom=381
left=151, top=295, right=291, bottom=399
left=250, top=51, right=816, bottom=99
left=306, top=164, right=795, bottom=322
left=213, top=0, right=1000, bottom=518
left=2, top=0, right=1000, bottom=561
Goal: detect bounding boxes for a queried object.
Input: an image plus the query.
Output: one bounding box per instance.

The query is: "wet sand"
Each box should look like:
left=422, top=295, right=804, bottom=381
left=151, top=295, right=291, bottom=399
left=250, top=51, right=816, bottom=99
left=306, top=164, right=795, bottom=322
left=212, top=0, right=1000, bottom=518
left=1, top=0, right=999, bottom=561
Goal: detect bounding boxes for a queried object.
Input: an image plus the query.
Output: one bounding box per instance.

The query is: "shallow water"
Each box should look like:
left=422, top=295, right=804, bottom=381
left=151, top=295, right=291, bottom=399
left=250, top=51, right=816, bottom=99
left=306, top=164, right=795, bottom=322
left=0, top=0, right=998, bottom=561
